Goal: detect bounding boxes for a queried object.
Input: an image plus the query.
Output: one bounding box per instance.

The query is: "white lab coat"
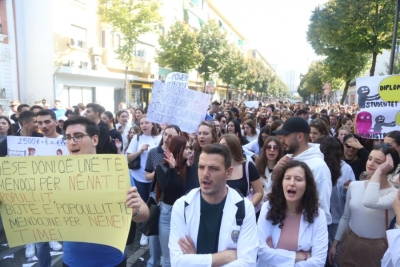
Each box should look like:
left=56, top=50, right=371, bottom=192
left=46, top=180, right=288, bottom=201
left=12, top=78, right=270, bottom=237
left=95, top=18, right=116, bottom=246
left=256, top=202, right=328, bottom=267
left=382, top=229, right=400, bottom=267
left=169, top=186, right=258, bottom=267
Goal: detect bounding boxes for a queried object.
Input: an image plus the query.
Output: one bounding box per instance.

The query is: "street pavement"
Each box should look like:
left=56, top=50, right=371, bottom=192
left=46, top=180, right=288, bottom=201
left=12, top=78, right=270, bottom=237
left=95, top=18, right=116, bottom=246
left=0, top=220, right=151, bottom=267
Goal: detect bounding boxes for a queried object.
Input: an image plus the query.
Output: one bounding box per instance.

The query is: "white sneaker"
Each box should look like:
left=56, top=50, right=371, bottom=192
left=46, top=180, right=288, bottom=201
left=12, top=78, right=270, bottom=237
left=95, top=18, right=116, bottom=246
left=49, top=241, right=62, bottom=251
left=25, top=243, right=35, bottom=258
left=140, top=234, right=148, bottom=246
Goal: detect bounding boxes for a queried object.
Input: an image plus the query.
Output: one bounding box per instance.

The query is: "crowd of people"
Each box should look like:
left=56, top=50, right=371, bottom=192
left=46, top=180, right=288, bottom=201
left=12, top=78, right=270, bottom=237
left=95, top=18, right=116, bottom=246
left=0, top=98, right=400, bottom=267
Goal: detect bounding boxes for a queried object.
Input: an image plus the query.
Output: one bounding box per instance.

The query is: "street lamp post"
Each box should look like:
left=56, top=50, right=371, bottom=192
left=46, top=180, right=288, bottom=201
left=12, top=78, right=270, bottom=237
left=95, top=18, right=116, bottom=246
left=389, top=0, right=400, bottom=74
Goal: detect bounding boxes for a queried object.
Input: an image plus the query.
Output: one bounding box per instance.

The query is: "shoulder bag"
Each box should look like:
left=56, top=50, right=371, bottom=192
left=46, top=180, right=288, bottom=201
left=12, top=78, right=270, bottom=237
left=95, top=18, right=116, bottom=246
left=128, top=134, right=141, bottom=170
left=245, top=161, right=264, bottom=213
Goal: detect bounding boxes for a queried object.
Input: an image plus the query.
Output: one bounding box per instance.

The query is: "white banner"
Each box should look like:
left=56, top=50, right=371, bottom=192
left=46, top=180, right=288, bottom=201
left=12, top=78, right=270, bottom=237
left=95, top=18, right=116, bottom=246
left=165, top=72, right=189, bottom=88
left=243, top=101, right=259, bottom=109
left=355, top=75, right=400, bottom=139
left=7, top=136, right=69, bottom=156
left=146, top=81, right=211, bottom=133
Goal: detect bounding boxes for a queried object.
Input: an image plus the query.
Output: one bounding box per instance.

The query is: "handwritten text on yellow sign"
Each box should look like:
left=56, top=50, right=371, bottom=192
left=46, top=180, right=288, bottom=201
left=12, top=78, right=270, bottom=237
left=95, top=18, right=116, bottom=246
left=0, top=155, right=132, bottom=253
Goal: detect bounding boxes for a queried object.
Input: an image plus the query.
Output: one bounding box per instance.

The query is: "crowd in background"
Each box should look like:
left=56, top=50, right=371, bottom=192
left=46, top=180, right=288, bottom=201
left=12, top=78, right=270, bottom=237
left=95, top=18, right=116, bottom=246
left=1, top=97, right=400, bottom=267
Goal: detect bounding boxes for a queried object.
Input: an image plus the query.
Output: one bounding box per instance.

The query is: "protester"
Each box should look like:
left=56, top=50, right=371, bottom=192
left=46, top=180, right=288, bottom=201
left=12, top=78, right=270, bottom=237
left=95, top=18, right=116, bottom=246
left=156, top=135, right=192, bottom=267
left=101, top=111, right=123, bottom=154
left=256, top=160, right=328, bottom=266
left=84, top=103, right=110, bottom=154
left=315, top=136, right=355, bottom=255
left=273, top=117, right=332, bottom=224
left=215, top=113, right=227, bottom=134
left=329, top=144, right=399, bottom=267
left=343, top=134, right=369, bottom=180
left=144, top=125, right=181, bottom=267
left=219, top=134, right=263, bottom=210
left=0, top=111, right=43, bottom=157
left=227, top=119, right=248, bottom=145
left=126, top=115, right=161, bottom=246
left=243, top=119, right=259, bottom=143
left=309, top=119, right=330, bottom=143
left=0, top=116, right=13, bottom=143
left=382, top=189, right=400, bottom=267
left=255, top=136, right=284, bottom=198
left=243, top=125, right=271, bottom=162
left=61, top=116, right=149, bottom=266
left=169, top=143, right=258, bottom=266
left=115, top=109, right=131, bottom=150
left=335, top=126, right=351, bottom=144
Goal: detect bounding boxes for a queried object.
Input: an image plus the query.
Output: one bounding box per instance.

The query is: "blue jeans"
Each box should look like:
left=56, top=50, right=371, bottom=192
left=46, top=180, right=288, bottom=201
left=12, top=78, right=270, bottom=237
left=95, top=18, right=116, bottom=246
left=133, top=178, right=152, bottom=202
left=147, top=235, right=162, bottom=267
left=159, top=202, right=173, bottom=267
left=36, top=242, right=51, bottom=267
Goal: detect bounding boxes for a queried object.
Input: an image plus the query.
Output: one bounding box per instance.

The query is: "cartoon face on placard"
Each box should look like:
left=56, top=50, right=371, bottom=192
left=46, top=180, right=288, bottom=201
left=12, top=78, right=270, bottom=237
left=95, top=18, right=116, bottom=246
left=372, top=115, right=397, bottom=133
left=356, top=111, right=373, bottom=134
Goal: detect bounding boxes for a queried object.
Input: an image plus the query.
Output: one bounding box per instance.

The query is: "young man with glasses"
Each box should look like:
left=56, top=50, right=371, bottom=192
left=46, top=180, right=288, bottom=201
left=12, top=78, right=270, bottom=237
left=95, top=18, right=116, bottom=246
left=273, top=117, right=332, bottom=225
left=61, top=116, right=149, bottom=266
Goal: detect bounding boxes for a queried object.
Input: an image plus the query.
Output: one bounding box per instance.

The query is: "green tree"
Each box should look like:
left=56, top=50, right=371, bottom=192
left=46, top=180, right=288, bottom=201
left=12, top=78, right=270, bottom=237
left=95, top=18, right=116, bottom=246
left=156, top=21, right=203, bottom=73
left=308, top=5, right=370, bottom=103
left=98, top=0, right=162, bottom=104
left=380, top=53, right=400, bottom=75
left=218, top=44, right=245, bottom=93
left=197, top=20, right=229, bottom=91
left=298, top=61, right=326, bottom=102
left=307, top=0, right=395, bottom=76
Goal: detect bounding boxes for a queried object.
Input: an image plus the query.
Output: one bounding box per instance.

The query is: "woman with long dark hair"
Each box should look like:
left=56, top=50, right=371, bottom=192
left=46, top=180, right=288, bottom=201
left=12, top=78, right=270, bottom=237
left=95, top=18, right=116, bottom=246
left=315, top=136, right=355, bottom=253
left=343, top=134, right=369, bottom=180
left=329, top=144, right=400, bottom=267
left=101, top=111, right=123, bottom=154
left=243, top=119, right=259, bottom=143
left=153, top=135, right=192, bottom=267
left=257, top=161, right=328, bottom=266
left=309, top=119, right=330, bottom=143
left=220, top=134, right=263, bottom=212
left=227, top=119, right=248, bottom=145
left=256, top=136, right=284, bottom=198
left=0, top=116, right=13, bottom=144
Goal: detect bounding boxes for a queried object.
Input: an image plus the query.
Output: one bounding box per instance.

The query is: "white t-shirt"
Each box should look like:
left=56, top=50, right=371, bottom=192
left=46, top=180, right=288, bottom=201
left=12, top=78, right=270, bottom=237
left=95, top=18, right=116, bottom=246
left=126, top=134, right=161, bottom=183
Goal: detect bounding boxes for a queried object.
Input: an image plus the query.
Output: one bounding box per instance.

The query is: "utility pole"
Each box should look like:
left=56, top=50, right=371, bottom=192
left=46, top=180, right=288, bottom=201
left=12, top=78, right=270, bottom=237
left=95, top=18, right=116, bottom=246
left=389, top=0, right=400, bottom=74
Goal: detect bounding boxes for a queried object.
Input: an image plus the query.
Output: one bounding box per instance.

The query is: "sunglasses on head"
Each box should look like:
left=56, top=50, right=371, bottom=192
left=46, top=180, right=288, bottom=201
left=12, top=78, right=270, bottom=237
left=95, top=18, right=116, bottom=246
left=266, top=145, right=279, bottom=151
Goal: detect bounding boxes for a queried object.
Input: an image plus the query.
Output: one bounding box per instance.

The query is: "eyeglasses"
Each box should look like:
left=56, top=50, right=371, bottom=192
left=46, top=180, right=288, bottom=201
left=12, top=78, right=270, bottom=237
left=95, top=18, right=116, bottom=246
left=63, top=133, right=91, bottom=143
left=9, top=105, right=17, bottom=108
left=220, top=120, right=227, bottom=123
left=311, top=119, right=322, bottom=125
left=266, top=145, right=279, bottom=151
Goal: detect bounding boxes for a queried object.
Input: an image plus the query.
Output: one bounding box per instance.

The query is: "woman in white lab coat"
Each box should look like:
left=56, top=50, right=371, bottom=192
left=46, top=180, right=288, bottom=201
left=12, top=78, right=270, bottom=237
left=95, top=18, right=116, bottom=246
left=257, top=160, right=328, bottom=267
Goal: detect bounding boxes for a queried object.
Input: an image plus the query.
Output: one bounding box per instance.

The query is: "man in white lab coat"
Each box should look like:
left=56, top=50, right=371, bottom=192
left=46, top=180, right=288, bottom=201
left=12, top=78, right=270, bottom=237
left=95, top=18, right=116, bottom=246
left=169, top=143, right=258, bottom=267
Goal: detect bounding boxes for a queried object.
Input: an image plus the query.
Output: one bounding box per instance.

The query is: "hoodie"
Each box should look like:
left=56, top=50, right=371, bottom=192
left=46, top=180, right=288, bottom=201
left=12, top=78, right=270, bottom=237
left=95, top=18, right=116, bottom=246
left=288, top=143, right=332, bottom=224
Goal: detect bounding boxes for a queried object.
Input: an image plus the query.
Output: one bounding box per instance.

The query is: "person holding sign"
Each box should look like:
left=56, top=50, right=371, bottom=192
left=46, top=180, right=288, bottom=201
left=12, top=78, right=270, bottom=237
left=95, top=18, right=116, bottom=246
left=62, top=116, right=149, bottom=267
left=0, top=110, right=43, bottom=156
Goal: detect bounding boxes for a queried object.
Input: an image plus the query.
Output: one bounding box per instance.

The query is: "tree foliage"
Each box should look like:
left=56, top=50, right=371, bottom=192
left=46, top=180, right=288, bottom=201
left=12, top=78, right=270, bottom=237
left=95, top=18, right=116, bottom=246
left=307, top=0, right=395, bottom=76
left=156, top=21, right=203, bottom=73
left=99, top=0, right=162, bottom=68
left=218, top=44, right=246, bottom=90
left=197, top=20, right=229, bottom=86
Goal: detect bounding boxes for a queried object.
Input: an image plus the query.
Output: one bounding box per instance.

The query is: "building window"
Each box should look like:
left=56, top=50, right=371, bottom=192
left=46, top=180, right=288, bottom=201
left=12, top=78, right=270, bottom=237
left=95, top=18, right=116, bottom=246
left=60, top=86, right=94, bottom=107
left=134, top=46, right=146, bottom=58
left=71, top=25, right=87, bottom=49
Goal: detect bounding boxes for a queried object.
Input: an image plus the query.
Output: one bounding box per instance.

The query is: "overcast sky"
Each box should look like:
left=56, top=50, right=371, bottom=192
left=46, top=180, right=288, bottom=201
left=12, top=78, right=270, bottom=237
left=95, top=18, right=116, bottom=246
left=214, top=0, right=327, bottom=75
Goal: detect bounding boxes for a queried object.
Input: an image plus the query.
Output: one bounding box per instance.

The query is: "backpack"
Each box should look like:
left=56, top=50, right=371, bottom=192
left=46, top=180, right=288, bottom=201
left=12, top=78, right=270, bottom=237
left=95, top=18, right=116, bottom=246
left=183, top=188, right=245, bottom=226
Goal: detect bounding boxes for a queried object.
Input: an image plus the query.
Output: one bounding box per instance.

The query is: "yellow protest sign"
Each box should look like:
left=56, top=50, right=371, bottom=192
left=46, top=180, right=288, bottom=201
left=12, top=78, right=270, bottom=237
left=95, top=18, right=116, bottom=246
left=0, top=155, right=132, bottom=253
